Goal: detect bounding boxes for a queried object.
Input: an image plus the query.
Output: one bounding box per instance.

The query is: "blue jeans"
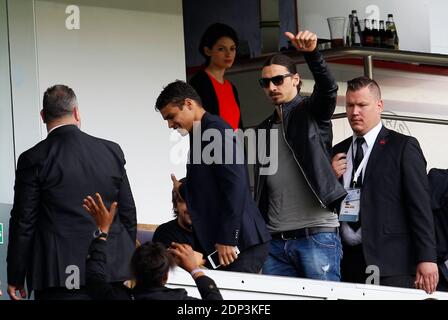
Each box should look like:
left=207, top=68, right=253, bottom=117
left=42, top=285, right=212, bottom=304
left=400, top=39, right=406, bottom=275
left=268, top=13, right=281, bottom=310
left=262, top=232, right=342, bottom=281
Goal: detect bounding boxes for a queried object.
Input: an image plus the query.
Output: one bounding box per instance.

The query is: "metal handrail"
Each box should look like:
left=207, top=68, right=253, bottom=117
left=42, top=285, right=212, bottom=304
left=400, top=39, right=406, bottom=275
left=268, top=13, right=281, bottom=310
left=244, top=113, right=448, bottom=130
left=230, top=47, right=448, bottom=127
left=333, top=113, right=448, bottom=126
left=228, top=47, right=448, bottom=76
left=291, top=47, right=448, bottom=67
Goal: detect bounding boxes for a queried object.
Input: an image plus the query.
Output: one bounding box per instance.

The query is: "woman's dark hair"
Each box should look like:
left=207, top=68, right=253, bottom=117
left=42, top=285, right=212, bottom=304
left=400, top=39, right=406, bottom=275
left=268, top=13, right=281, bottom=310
left=131, top=242, right=176, bottom=287
left=172, top=177, right=186, bottom=217
left=199, top=23, right=239, bottom=65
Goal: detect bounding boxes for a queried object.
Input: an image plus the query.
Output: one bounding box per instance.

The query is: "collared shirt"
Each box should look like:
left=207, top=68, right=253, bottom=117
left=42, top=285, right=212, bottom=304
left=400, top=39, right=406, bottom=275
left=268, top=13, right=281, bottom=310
left=341, top=121, right=382, bottom=245
left=342, top=121, right=383, bottom=189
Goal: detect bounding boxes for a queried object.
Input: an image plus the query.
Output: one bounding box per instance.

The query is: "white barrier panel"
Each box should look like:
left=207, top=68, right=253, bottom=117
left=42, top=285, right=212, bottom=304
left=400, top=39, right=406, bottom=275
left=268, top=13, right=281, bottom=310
left=168, top=267, right=448, bottom=300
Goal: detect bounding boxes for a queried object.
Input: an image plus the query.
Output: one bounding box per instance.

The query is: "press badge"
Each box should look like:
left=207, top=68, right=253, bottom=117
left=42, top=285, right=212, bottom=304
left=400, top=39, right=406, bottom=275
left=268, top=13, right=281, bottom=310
left=339, top=188, right=361, bottom=222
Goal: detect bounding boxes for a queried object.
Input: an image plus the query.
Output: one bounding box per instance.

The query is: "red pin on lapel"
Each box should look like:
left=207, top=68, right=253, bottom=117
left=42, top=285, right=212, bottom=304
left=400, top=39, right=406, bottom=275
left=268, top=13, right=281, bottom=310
left=379, top=139, right=386, bottom=145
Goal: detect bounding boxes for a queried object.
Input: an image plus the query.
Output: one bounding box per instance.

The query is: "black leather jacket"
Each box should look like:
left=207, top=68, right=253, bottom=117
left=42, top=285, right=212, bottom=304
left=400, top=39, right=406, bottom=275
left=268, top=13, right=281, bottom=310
left=254, top=49, right=347, bottom=217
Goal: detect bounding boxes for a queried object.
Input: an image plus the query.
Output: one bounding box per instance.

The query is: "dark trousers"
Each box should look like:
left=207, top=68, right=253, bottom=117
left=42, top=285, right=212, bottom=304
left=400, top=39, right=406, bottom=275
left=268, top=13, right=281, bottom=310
left=34, top=287, right=92, bottom=300
left=222, top=242, right=270, bottom=273
left=438, top=277, right=448, bottom=292
left=341, top=244, right=367, bottom=284
left=437, top=266, right=448, bottom=292
left=341, top=243, right=414, bottom=289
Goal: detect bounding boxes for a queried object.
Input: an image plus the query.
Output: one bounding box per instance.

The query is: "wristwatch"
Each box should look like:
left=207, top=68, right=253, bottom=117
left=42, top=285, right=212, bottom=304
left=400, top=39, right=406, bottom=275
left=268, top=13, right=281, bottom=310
left=93, top=228, right=108, bottom=240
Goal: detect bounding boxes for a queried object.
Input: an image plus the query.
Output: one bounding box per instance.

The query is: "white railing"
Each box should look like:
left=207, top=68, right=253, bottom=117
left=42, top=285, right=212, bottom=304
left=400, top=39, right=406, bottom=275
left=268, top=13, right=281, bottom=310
left=167, top=267, right=448, bottom=300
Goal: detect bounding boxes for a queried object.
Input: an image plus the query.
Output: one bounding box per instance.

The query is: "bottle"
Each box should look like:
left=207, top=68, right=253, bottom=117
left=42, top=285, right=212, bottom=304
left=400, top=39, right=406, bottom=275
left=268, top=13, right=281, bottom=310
left=385, top=21, right=394, bottom=49
left=387, top=14, right=399, bottom=49
left=371, top=19, right=381, bottom=47
left=351, top=10, right=362, bottom=46
left=362, top=19, right=374, bottom=47
left=379, top=20, right=387, bottom=48
left=346, top=14, right=353, bottom=47
left=353, top=21, right=362, bottom=46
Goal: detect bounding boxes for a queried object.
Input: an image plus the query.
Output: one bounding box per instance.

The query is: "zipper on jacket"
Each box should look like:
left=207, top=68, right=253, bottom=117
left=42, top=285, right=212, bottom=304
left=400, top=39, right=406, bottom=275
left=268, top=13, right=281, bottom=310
left=256, top=117, right=271, bottom=202
left=278, top=104, right=326, bottom=208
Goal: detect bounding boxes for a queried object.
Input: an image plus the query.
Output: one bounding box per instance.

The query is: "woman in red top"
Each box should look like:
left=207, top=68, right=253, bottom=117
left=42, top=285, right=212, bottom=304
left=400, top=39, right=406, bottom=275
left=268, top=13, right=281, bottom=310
left=189, top=23, right=242, bottom=130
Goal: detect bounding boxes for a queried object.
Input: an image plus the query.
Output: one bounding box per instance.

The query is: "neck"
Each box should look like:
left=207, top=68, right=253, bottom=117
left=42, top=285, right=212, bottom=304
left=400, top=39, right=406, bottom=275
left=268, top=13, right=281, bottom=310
left=177, top=219, right=192, bottom=233
left=194, top=108, right=206, bottom=122
left=355, top=121, right=381, bottom=136
left=274, top=106, right=282, bottom=122
left=205, top=65, right=226, bottom=83
left=284, top=92, right=298, bottom=105
left=46, top=118, right=77, bottom=133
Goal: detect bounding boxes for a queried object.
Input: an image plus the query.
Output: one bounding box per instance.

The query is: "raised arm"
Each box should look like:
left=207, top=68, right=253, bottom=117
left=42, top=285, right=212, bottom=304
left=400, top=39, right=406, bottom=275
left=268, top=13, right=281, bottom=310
left=83, top=194, right=129, bottom=300
left=285, top=30, right=338, bottom=121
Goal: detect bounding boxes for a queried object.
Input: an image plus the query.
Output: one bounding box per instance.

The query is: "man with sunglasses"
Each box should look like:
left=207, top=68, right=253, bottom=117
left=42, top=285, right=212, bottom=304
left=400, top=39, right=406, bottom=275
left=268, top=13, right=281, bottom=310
left=254, top=30, right=346, bottom=281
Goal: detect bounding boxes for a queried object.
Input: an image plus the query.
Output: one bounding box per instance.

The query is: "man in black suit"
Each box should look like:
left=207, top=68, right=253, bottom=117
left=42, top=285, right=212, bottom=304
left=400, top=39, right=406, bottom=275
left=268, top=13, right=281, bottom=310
left=155, top=80, right=271, bottom=273
left=7, top=85, right=137, bottom=300
left=332, top=76, right=438, bottom=293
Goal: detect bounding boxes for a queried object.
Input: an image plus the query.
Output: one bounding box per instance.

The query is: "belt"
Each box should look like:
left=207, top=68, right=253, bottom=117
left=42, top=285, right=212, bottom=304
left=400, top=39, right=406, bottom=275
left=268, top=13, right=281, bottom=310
left=271, top=227, right=338, bottom=240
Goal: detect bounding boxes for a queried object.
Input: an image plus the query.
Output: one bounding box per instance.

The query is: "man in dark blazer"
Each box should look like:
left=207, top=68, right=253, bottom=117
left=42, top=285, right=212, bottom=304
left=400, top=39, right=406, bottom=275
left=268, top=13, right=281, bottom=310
left=7, top=85, right=137, bottom=300
left=332, top=76, right=438, bottom=294
left=155, top=80, right=271, bottom=273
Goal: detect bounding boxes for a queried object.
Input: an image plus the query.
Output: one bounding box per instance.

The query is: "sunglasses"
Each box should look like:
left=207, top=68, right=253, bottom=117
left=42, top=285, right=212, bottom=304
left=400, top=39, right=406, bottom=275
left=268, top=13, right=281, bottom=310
left=258, top=73, right=294, bottom=88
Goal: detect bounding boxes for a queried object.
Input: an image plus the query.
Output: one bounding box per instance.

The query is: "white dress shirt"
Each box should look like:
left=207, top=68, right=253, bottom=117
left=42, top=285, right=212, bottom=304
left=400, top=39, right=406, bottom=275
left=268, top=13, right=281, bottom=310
left=342, top=121, right=383, bottom=189
left=341, top=121, right=383, bottom=245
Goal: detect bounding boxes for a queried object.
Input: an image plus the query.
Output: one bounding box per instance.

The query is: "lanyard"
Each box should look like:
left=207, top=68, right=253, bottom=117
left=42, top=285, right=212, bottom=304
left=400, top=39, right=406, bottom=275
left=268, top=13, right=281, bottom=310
left=350, top=138, right=374, bottom=187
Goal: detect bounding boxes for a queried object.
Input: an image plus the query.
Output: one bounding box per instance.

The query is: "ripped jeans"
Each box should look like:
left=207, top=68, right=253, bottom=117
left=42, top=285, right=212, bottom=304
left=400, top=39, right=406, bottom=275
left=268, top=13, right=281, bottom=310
left=262, top=232, right=342, bottom=281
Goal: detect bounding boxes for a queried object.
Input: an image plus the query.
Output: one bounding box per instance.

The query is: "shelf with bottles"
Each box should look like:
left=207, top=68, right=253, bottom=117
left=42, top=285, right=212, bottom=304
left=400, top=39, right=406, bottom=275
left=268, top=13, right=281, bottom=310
left=346, top=11, right=399, bottom=50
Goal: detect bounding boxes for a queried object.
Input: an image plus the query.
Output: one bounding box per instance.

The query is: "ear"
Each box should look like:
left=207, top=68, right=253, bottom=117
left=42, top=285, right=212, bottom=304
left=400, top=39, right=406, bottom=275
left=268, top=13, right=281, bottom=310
left=184, top=98, right=194, bottom=111
left=377, top=99, right=384, bottom=113
left=73, top=106, right=81, bottom=122
left=40, top=110, right=47, bottom=123
left=292, top=73, right=300, bottom=87
left=204, top=46, right=212, bottom=57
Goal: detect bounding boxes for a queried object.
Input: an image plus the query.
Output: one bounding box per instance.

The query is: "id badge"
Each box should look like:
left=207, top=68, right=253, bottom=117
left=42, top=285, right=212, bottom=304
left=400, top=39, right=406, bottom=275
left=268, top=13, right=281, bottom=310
left=339, top=188, right=361, bottom=222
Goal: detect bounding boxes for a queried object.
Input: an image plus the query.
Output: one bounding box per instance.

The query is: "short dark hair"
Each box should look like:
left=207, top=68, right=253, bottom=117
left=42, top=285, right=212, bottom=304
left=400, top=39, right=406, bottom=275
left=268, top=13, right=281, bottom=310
left=172, top=177, right=186, bottom=217
left=131, top=242, right=176, bottom=287
left=347, top=76, right=382, bottom=99
left=42, top=85, right=77, bottom=122
left=199, top=23, right=239, bottom=65
left=263, top=54, right=302, bottom=90
left=155, top=80, right=202, bottom=111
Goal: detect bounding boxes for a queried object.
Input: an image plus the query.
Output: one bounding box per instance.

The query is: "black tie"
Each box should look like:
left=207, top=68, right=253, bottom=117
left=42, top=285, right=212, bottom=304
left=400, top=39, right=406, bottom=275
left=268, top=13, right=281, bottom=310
left=352, top=137, right=365, bottom=187
left=349, top=136, right=365, bottom=231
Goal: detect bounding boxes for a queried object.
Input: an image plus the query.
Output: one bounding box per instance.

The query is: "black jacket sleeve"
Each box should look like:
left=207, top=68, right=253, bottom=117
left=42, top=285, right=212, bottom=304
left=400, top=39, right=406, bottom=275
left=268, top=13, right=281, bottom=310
left=7, top=152, right=40, bottom=286
left=303, top=49, right=338, bottom=121
left=193, top=275, right=223, bottom=300
left=117, top=169, right=137, bottom=242
left=213, top=124, right=246, bottom=245
left=86, top=239, right=131, bottom=300
left=402, top=137, right=437, bottom=263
